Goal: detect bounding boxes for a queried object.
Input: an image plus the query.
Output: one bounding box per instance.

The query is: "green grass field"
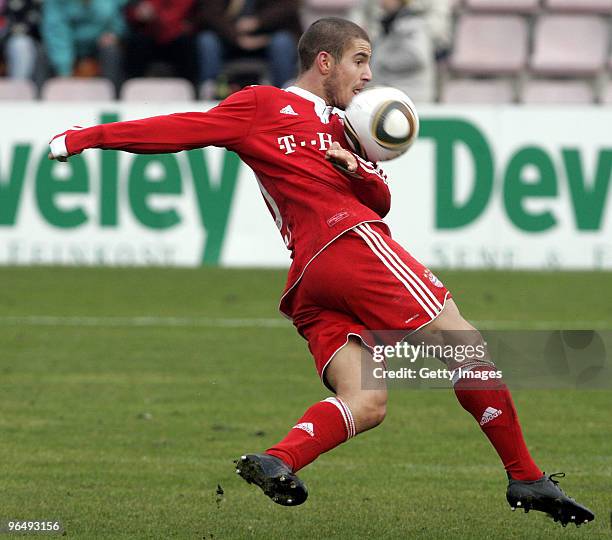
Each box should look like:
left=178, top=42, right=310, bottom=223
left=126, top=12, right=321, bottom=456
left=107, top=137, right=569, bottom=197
left=0, top=267, right=611, bottom=539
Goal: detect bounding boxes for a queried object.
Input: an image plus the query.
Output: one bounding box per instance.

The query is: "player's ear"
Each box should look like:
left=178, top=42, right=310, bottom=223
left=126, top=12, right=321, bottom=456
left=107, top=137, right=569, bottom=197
left=316, top=51, right=333, bottom=75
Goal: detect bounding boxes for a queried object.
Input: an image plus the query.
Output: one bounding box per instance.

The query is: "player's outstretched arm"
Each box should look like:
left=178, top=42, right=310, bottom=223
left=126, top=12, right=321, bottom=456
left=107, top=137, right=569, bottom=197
left=48, top=88, right=257, bottom=161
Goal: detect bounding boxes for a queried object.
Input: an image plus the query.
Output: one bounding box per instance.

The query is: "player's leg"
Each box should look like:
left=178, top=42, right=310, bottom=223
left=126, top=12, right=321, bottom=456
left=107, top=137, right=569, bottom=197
left=345, top=223, right=593, bottom=526
left=421, top=299, right=594, bottom=526
left=266, top=336, right=387, bottom=469
left=347, top=223, right=542, bottom=479
left=346, top=222, right=540, bottom=480
left=236, top=336, right=386, bottom=506
left=324, top=336, right=387, bottom=433
left=421, top=299, right=544, bottom=481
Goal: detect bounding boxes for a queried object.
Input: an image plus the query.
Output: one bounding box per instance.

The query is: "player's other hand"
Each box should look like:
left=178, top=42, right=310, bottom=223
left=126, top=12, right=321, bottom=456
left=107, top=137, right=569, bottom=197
left=48, top=128, right=80, bottom=162
left=325, top=142, right=357, bottom=172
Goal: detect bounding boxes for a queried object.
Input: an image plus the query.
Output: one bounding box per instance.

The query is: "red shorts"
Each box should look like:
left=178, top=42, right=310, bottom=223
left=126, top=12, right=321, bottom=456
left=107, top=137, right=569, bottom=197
left=285, top=222, right=451, bottom=389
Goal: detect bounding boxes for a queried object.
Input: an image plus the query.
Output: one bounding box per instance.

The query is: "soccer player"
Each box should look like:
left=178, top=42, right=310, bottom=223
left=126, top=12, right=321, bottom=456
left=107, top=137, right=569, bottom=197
left=48, top=17, right=594, bottom=528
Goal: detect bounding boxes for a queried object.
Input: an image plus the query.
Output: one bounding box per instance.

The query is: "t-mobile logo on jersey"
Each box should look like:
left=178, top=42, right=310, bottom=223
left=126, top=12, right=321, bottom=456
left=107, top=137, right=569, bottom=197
left=278, top=133, right=334, bottom=155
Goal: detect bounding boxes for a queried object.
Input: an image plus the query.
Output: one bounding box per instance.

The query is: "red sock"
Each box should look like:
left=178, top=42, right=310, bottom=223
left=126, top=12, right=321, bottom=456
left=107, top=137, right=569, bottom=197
left=266, top=397, right=355, bottom=472
left=453, top=364, right=543, bottom=481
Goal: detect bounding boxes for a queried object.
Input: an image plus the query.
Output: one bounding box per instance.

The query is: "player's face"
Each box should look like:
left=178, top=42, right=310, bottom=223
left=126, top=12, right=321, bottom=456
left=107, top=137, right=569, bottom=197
left=324, top=38, right=372, bottom=110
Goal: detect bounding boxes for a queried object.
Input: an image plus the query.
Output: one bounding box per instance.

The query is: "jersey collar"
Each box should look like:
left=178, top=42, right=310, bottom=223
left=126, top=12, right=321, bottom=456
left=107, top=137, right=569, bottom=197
left=285, top=86, right=334, bottom=124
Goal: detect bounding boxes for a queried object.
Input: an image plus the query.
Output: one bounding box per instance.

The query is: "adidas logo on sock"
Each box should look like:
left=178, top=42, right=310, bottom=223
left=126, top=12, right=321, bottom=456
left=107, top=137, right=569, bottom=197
left=293, top=422, right=314, bottom=436
left=480, top=406, right=502, bottom=426
left=280, top=104, right=298, bottom=116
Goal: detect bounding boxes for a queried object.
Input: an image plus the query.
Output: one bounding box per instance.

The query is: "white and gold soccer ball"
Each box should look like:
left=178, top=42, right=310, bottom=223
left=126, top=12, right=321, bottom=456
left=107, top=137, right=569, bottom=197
left=343, top=86, right=419, bottom=162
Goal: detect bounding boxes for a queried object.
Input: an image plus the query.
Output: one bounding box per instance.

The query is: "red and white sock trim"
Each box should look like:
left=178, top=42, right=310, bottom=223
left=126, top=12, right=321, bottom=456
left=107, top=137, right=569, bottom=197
left=323, top=397, right=356, bottom=439
left=451, top=360, right=497, bottom=385
left=354, top=223, right=442, bottom=319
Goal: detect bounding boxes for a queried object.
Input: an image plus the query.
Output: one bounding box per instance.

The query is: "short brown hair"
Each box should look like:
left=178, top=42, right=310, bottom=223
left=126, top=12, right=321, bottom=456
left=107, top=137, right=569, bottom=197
left=298, top=17, right=370, bottom=73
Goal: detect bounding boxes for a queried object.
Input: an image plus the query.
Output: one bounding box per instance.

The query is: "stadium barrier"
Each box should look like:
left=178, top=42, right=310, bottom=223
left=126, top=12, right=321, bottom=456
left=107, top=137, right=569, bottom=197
left=0, top=102, right=610, bottom=269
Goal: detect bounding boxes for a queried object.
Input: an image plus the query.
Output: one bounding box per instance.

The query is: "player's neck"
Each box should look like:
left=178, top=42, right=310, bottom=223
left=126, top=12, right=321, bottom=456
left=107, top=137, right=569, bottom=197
left=294, top=74, right=329, bottom=106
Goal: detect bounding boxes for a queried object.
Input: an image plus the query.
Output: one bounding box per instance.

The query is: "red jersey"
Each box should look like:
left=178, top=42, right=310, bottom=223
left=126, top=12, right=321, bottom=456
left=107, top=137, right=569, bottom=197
left=57, top=85, right=391, bottom=317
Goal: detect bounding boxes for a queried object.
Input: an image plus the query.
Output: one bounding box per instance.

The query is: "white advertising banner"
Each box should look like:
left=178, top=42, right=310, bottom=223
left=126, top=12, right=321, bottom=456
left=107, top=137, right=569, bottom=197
left=0, top=103, right=610, bottom=269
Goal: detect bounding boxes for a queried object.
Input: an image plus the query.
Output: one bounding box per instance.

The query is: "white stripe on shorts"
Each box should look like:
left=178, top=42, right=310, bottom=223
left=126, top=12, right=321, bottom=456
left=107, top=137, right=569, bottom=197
left=323, top=397, right=355, bottom=439
left=362, top=223, right=443, bottom=313
left=354, top=225, right=437, bottom=319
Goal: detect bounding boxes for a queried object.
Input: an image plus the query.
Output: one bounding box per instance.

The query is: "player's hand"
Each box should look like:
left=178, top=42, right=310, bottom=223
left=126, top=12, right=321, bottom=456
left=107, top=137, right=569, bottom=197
left=48, top=133, right=69, bottom=162
left=325, top=142, right=358, bottom=172
left=48, top=129, right=79, bottom=162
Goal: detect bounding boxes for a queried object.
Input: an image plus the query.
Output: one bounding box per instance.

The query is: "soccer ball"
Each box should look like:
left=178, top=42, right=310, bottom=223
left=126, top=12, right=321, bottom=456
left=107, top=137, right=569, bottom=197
left=343, top=86, right=419, bottom=162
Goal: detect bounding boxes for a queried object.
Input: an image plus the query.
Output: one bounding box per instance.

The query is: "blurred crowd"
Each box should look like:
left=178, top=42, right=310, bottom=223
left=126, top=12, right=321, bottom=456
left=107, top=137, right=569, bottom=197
left=0, top=0, right=450, bottom=101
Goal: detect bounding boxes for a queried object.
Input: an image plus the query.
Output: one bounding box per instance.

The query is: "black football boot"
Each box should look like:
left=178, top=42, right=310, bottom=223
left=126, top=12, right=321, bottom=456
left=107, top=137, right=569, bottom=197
left=234, top=453, right=308, bottom=506
left=506, top=472, right=595, bottom=527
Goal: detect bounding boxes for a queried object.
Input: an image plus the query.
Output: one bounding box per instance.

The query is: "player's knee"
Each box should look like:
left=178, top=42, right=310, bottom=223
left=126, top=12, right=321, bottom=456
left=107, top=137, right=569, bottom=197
left=352, top=393, right=387, bottom=432
left=366, top=400, right=387, bottom=428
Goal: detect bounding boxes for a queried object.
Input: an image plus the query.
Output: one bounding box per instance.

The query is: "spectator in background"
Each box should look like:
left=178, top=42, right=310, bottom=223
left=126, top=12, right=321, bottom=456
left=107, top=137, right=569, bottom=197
left=197, top=0, right=301, bottom=99
left=1, top=0, right=44, bottom=81
left=124, top=0, right=199, bottom=84
left=420, top=0, right=451, bottom=61
left=371, top=0, right=437, bottom=103
left=42, top=0, right=125, bottom=91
